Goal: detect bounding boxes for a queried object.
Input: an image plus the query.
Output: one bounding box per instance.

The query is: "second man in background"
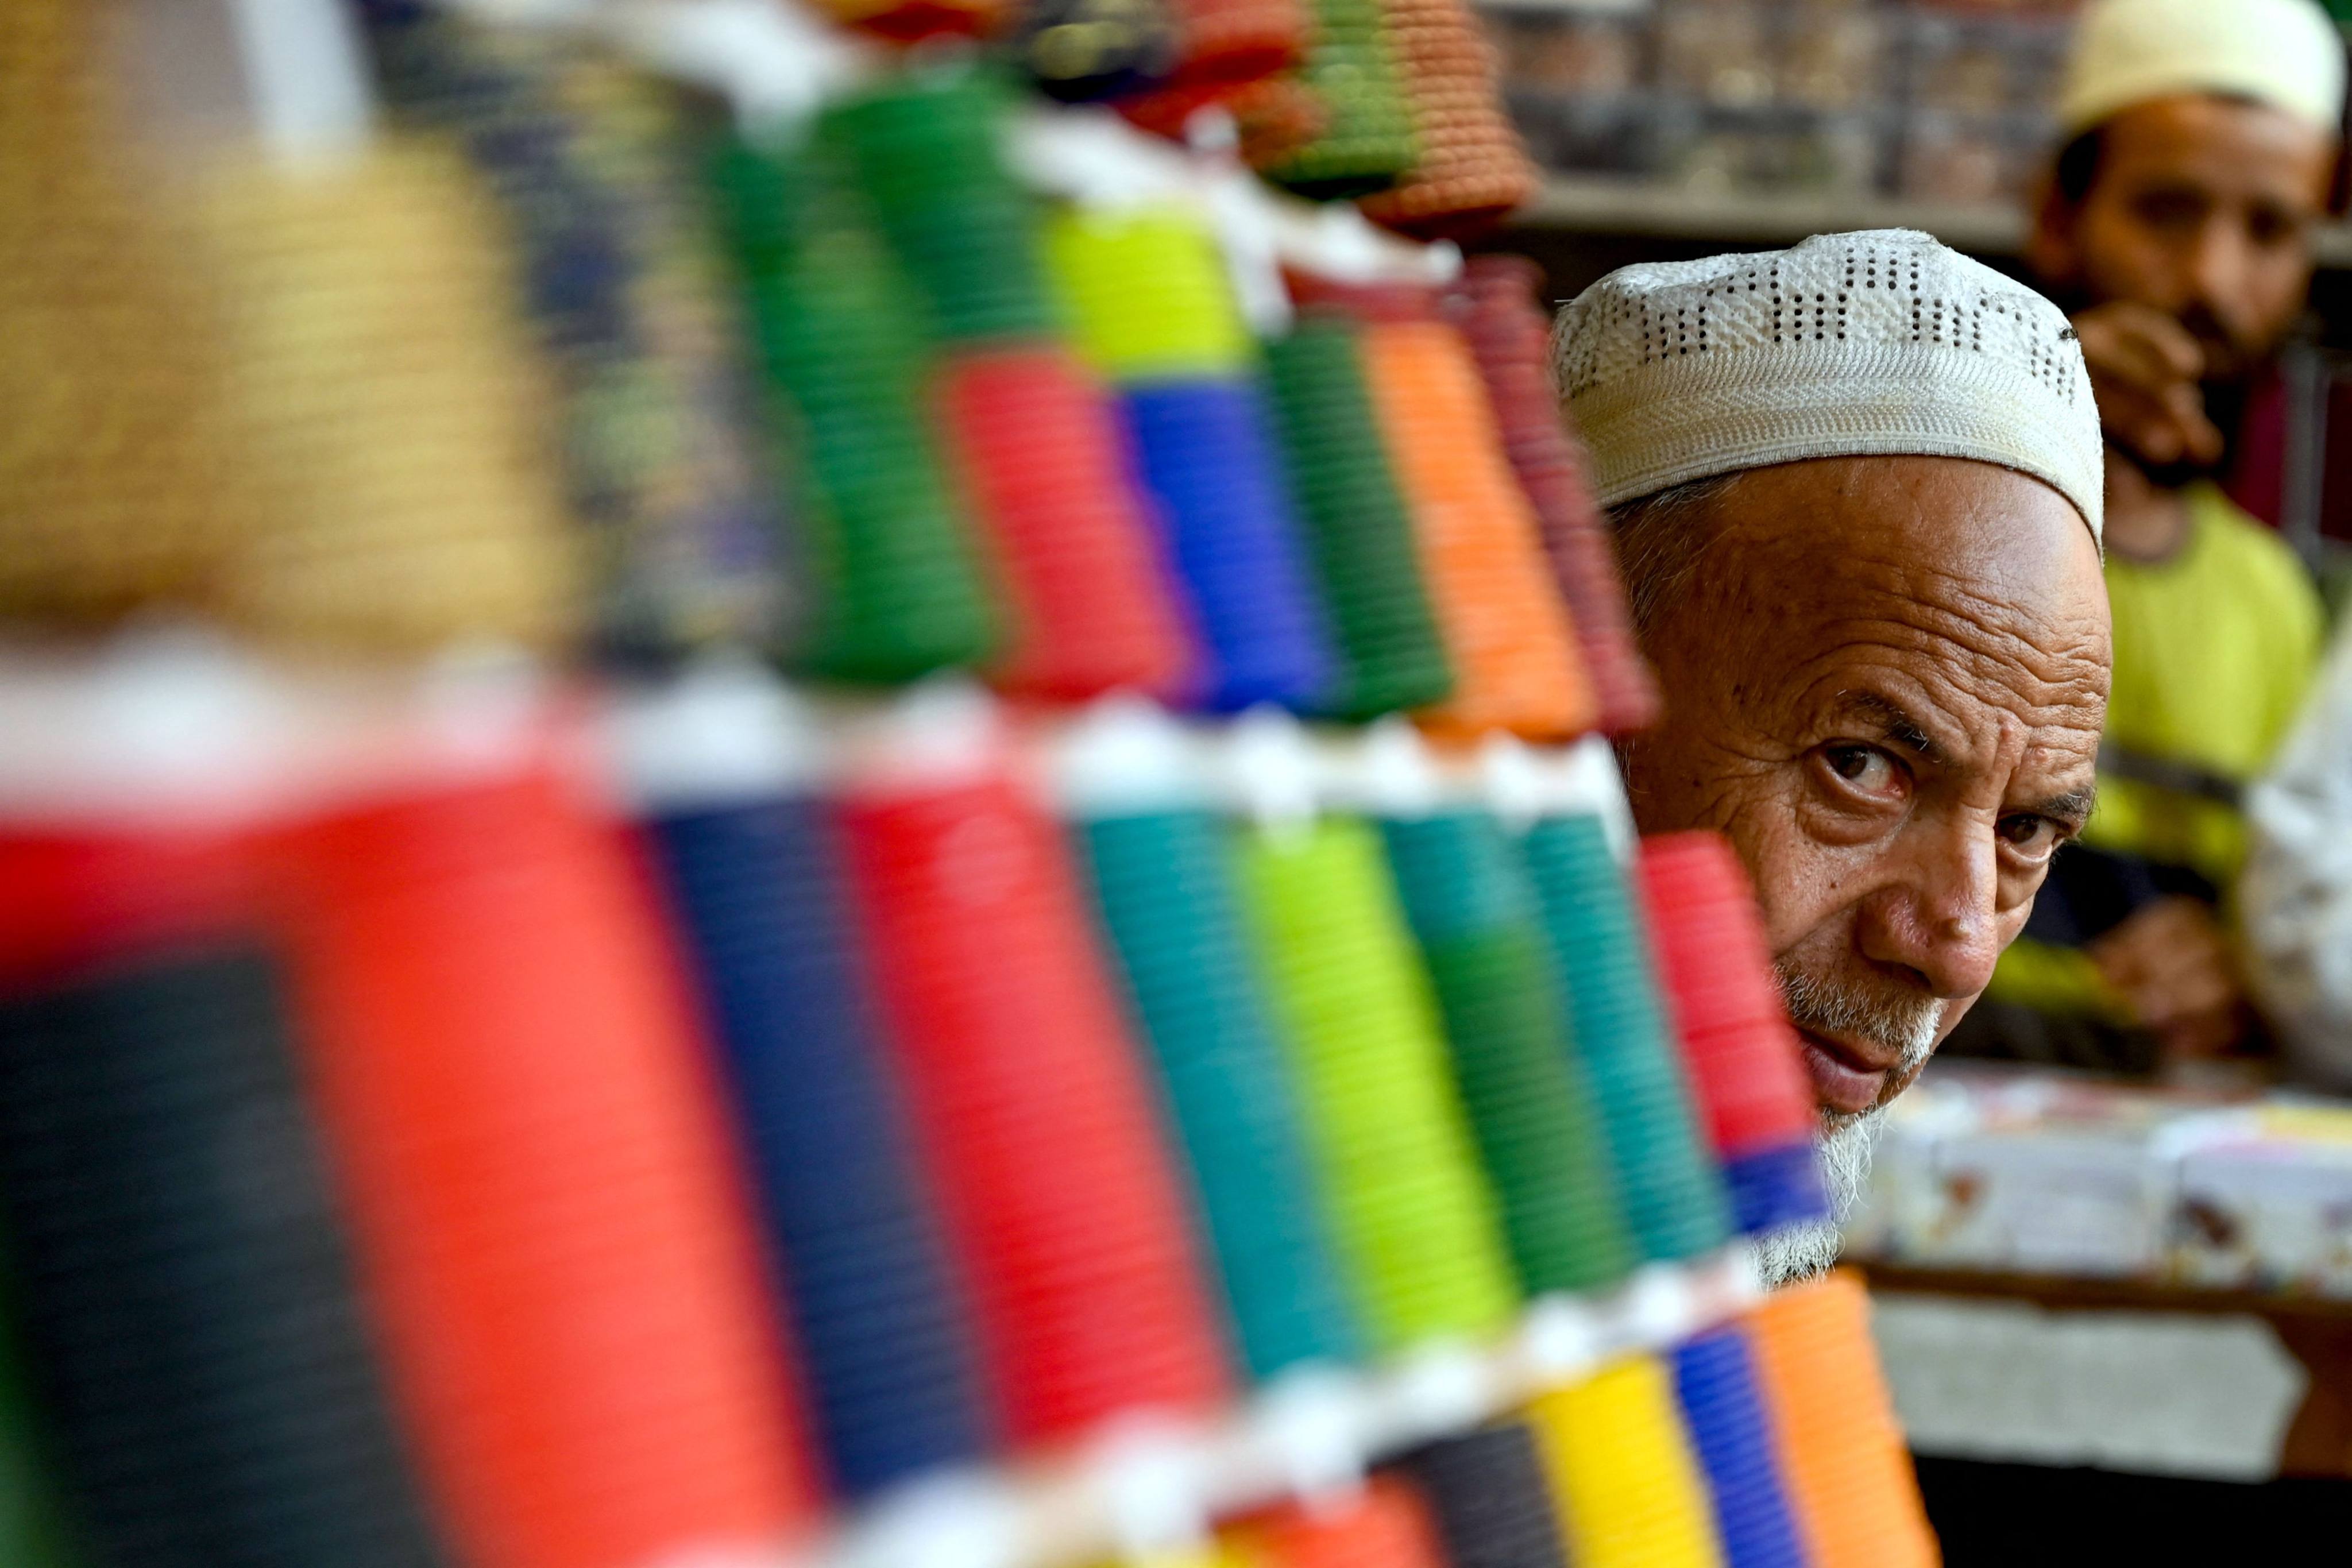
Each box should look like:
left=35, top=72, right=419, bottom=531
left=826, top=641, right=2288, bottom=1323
left=1950, top=0, right=2342, bottom=1073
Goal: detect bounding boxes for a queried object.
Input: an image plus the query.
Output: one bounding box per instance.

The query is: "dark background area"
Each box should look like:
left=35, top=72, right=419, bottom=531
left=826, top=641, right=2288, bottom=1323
left=1915, top=1457, right=2352, bottom=1562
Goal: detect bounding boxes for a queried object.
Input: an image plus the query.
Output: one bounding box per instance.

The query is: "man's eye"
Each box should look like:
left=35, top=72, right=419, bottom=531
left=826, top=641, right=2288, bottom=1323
left=1997, top=814, right=2060, bottom=857
left=2245, top=203, right=2306, bottom=249
left=1822, top=744, right=1901, bottom=797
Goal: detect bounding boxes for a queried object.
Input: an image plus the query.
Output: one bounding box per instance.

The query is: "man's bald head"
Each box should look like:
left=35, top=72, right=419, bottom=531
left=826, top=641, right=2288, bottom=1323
left=1613, top=454, right=2110, bottom=1276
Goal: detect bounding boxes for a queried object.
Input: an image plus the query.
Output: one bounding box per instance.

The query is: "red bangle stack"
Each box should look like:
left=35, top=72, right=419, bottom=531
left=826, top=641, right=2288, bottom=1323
left=280, top=771, right=822, bottom=1568
left=936, top=343, right=1199, bottom=702
left=1637, top=832, right=1816, bottom=1157
left=0, top=828, right=264, bottom=988
left=837, top=771, right=1233, bottom=1447
left=1167, top=0, right=1311, bottom=87
left=1117, top=0, right=1308, bottom=137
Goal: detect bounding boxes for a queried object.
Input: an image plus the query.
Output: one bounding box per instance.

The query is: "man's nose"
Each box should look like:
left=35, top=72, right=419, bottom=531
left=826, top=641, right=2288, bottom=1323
left=2184, top=221, right=2260, bottom=354
left=1853, top=827, right=2003, bottom=1001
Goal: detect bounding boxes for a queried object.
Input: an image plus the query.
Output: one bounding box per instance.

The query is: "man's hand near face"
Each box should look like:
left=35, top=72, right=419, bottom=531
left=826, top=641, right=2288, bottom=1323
left=2087, top=894, right=2245, bottom=1059
left=2072, top=300, right=2225, bottom=472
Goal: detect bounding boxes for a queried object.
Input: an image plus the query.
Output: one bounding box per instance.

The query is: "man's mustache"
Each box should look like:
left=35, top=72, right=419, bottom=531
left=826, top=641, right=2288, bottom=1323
left=1773, top=962, right=1942, bottom=1067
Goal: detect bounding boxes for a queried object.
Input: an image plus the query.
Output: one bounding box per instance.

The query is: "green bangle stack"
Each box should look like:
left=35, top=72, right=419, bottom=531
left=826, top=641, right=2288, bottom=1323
left=819, top=71, right=1061, bottom=344
left=1382, top=809, right=1637, bottom=1295
left=710, top=139, right=1003, bottom=682
left=1520, top=814, right=1733, bottom=1264
left=1079, top=810, right=1365, bottom=1380
left=1261, top=318, right=1453, bottom=720
left=1260, top=0, right=1420, bottom=198
left=1235, top=816, right=1517, bottom=1353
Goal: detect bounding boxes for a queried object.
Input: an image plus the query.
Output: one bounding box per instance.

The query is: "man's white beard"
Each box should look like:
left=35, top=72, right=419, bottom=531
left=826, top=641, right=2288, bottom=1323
left=1752, top=964, right=1942, bottom=1288
left=1754, top=1106, right=1883, bottom=1286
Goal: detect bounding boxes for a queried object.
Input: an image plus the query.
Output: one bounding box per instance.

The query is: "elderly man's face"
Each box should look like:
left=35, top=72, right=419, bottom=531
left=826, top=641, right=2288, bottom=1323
left=1622, top=455, right=2111, bottom=1128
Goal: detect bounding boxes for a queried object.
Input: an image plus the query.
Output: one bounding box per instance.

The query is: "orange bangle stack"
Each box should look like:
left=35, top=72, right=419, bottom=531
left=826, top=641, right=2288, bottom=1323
left=1746, top=1272, right=1940, bottom=1568
left=1238, top=1477, right=1450, bottom=1568
left=280, top=771, right=821, bottom=1568
left=1445, top=256, right=1659, bottom=735
left=1356, top=0, right=1536, bottom=238
left=1353, top=312, right=1595, bottom=740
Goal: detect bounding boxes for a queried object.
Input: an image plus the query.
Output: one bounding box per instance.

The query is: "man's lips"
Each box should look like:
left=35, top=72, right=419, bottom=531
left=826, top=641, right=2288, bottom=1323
left=1795, top=1028, right=1894, bottom=1117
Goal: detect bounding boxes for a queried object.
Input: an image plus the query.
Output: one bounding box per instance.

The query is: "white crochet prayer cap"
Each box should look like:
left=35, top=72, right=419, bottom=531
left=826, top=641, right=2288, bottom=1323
left=2058, top=0, right=2346, bottom=137
left=1552, top=229, right=2105, bottom=542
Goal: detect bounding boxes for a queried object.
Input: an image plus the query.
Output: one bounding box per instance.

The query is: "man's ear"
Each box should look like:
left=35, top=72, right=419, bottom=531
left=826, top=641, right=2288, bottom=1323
left=2027, top=167, right=2082, bottom=293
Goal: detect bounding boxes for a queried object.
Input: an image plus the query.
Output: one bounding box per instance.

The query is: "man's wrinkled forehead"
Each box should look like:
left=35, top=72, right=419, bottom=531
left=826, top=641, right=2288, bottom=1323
left=1689, top=456, right=2112, bottom=727
left=1704, top=457, right=2101, bottom=615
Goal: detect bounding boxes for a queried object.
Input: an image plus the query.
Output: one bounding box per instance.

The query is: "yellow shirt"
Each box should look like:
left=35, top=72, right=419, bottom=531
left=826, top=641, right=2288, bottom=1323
left=2083, top=481, right=2324, bottom=888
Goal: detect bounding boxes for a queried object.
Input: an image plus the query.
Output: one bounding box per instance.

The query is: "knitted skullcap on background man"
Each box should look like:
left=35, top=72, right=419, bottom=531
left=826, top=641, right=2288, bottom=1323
left=1551, top=229, right=2106, bottom=541
left=2057, top=0, right=2347, bottom=137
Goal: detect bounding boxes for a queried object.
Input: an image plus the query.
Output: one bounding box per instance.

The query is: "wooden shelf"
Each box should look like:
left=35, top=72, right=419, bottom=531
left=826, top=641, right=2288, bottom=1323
left=1511, top=176, right=2027, bottom=254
